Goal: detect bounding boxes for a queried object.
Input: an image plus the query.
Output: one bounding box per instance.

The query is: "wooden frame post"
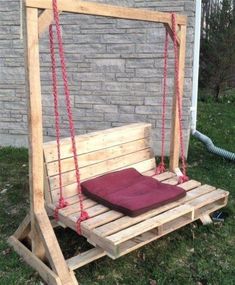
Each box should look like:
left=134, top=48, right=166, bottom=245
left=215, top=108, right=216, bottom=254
left=169, top=24, right=187, bottom=171
left=26, top=6, right=46, bottom=259
left=8, top=1, right=188, bottom=284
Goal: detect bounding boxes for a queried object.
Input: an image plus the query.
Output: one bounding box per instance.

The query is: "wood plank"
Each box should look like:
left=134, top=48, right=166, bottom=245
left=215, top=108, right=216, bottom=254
left=54, top=171, right=180, bottom=216
left=8, top=236, right=62, bottom=285
left=49, top=148, right=154, bottom=190
left=102, top=204, right=192, bottom=251
left=51, top=158, right=156, bottom=203
left=92, top=181, right=205, bottom=238
left=85, top=184, right=213, bottom=238
left=68, top=204, right=110, bottom=220
left=38, top=9, right=54, bottom=36
left=46, top=206, right=77, bottom=232
left=26, top=0, right=187, bottom=25
left=55, top=180, right=203, bottom=236
left=162, top=177, right=178, bottom=185
left=200, top=214, right=213, bottom=225
left=153, top=171, right=175, bottom=181
left=178, top=179, right=201, bottom=190
left=50, top=178, right=203, bottom=237
left=27, top=7, right=44, bottom=212
left=96, top=190, right=228, bottom=258
left=188, top=189, right=228, bottom=209
left=118, top=190, right=229, bottom=258
left=26, top=7, right=45, bottom=259
left=46, top=138, right=150, bottom=176
left=47, top=198, right=98, bottom=216
left=44, top=161, right=52, bottom=204
left=50, top=158, right=156, bottom=202
left=165, top=23, right=180, bottom=45
left=169, top=24, right=187, bottom=171
left=196, top=198, right=228, bottom=220
left=13, top=214, right=31, bottom=240
left=44, top=123, right=151, bottom=163
left=66, top=247, right=106, bottom=270
left=80, top=210, right=123, bottom=231
left=35, top=210, right=78, bottom=285
left=117, top=214, right=190, bottom=258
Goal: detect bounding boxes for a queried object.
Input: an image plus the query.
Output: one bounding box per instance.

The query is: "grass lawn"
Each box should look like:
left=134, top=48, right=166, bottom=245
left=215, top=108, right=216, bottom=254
left=0, top=101, right=234, bottom=285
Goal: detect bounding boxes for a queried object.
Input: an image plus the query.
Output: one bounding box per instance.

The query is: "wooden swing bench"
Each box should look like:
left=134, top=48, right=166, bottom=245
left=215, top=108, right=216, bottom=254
left=44, top=122, right=229, bottom=262
left=8, top=1, right=229, bottom=285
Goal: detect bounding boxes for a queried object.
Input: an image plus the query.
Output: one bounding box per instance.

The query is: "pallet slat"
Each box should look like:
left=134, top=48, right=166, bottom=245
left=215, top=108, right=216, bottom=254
left=49, top=148, right=154, bottom=190
left=46, top=138, right=150, bottom=177
left=46, top=175, right=228, bottom=259
left=106, top=204, right=193, bottom=245
left=82, top=184, right=215, bottom=238
left=92, top=180, right=204, bottom=237
left=43, top=123, right=151, bottom=163
left=50, top=158, right=156, bottom=202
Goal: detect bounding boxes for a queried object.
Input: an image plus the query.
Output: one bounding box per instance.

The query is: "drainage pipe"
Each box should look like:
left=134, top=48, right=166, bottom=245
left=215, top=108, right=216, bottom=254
left=192, top=130, right=235, bottom=161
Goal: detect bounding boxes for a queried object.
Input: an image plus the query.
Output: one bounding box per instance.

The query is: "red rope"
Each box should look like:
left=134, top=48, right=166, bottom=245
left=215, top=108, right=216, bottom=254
left=156, top=30, right=169, bottom=175
left=171, top=13, right=189, bottom=184
left=49, top=25, right=68, bottom=220
left=51, top=0, right=89, bottom=234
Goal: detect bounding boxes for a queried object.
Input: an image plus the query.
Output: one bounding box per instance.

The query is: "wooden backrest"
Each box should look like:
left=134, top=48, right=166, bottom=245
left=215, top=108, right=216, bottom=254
left=43, top=123, right=156, bottom=204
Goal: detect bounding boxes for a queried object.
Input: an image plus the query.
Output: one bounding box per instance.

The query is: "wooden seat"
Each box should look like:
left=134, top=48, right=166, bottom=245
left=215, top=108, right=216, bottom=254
left=43, top=123, right=229, bottom=264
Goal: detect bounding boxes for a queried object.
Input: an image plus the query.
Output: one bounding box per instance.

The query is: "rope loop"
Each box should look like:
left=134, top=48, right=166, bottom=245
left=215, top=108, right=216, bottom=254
left=178, top=175, right=189, bottom=184
left=155, top=162, right=166, bottom=175
left=76, top=211, right=89, bottom=235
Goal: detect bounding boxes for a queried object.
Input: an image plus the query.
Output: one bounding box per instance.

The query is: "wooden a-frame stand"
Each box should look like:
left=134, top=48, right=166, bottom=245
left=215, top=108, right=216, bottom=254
left=8, top=1, right=190, bottom=284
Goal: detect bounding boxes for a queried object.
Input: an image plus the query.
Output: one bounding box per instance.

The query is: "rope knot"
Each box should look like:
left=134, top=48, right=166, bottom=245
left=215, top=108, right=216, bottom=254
left=54, top=197, right=68, bottom=221
left=178, top=175, right=189, bottom=184
left=58, top=197, right=68, bottom=208
left=156, top=163, right=166, bottom=175
left=76, top=211, right=89, bottom=235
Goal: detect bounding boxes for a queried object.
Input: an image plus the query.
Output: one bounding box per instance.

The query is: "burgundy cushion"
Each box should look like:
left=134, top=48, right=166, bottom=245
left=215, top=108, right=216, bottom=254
left=81, top=168, right=186, bottom=217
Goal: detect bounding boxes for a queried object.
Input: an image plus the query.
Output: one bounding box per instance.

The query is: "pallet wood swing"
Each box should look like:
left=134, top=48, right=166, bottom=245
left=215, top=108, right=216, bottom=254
left=8, top=1, right=229, bottom=285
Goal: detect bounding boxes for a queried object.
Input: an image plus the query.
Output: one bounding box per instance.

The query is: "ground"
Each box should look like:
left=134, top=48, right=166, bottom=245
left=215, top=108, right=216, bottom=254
left=0, top=101, right=234, bottom=285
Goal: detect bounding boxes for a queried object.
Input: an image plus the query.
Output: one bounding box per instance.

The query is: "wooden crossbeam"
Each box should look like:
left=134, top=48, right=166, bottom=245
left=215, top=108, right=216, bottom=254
left=26, top=0, right=187, bottom=25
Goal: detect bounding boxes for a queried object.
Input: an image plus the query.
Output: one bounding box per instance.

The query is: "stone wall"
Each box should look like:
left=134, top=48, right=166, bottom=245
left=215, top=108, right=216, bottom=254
left=0, top=0, right=195, bottom=155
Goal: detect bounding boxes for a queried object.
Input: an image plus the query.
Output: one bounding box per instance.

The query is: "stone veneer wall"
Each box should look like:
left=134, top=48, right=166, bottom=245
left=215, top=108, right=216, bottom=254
left=0, top=0, right=195, bottom=155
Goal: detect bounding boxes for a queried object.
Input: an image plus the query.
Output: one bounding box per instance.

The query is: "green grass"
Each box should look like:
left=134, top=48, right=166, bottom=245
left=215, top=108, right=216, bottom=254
left=0, top=101, right=235, bottom=285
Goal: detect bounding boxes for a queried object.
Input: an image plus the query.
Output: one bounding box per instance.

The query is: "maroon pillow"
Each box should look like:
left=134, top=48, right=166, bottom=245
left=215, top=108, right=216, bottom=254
left=81, top=168, right=186, bottom=217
